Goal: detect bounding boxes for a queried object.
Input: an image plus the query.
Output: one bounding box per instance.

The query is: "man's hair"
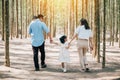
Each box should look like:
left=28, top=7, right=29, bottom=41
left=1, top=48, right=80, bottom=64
left=38, top=14, right=44, bottom=18
left=32, top=16, right=37, bottom=19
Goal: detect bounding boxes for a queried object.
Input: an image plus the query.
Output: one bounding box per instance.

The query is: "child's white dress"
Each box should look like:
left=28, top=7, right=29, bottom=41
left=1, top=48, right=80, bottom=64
left=59, top=42, right=70, bottom=63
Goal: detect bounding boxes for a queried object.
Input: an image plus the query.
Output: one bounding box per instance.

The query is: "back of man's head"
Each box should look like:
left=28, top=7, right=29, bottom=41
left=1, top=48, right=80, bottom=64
left=38, top=14, right=44, bottom=19
left=32, top=16, right=38, bottom=20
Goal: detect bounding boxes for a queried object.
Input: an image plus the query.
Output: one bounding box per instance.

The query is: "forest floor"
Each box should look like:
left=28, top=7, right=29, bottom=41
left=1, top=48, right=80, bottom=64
left=0, top=38, right=120, bottom=80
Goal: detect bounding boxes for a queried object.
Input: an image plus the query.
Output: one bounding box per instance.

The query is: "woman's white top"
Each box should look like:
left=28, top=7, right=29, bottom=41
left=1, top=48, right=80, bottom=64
left=75, top=25, right=93, bottom=39
left=59, top=42, right=70, bottom=63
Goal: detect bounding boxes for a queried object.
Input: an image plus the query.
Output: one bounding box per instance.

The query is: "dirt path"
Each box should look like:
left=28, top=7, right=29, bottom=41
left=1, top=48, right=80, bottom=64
left=0, top=38, right=120, bottom=80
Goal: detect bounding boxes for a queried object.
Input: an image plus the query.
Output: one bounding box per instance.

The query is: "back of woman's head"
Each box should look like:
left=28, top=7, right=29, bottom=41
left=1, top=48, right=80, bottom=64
left=59, top=35, right=67, bottom=44
left=80, top=18, right=90, bottom=29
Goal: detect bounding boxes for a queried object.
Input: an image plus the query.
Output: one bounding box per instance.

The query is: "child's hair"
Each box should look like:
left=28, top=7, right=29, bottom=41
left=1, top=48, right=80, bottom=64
left=59, top=35, right=67, bottom=44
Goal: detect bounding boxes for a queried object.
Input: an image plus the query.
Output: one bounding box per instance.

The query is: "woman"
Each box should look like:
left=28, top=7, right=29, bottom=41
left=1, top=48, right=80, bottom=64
left=69, top=18, right=93, bottom=72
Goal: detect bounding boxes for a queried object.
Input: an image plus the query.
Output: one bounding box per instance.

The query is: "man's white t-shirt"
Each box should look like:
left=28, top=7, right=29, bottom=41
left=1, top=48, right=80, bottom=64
left=75, top=25, right=93, bottom=39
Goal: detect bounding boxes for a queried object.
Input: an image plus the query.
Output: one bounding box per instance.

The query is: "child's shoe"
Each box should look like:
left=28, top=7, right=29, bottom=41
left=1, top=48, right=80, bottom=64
left=63, top=68, right=67, bottom=73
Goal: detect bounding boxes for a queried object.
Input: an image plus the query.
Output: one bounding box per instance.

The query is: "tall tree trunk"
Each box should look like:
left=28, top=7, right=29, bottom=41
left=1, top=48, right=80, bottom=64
left=112, top=0, right=115, bottom=46
left=93, top=0, right=98, bottom=58
left=20, top=0, right=23, bottom=39
left=11, top=0, right=14, bottom=40
left=43, top=0, right=47, bottom=39
left=82, top=0, right=85, bottom=17
left=2, top=0, right=5, bottom=41
left=76, top=0, right=78, bottom=28
left=115, top=0, right=118, bottom=42
left=53, top=1, right=56, bottom=37
left=109, top=0, right=112, bottom=45
left=119, top=0, right=120, bottom=48
left=94, top=0, right=100, bottom=62
left=70, top=0, right=74, bottom=38
left=25, top=0, right=28, bottom=38
left=85, top=0, right=88, bottom=19
left=102, top=0, right=106, bottom=68
left=5, top=0, right=10, bottom=67
left=32, top=0, right=34, bottom=16
left=16, top=0, right=19, bottom=38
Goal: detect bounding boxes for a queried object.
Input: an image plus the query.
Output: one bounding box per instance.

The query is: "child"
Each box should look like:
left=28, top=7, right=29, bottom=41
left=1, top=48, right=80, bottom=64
left=59, top=35, right=70, bottom=72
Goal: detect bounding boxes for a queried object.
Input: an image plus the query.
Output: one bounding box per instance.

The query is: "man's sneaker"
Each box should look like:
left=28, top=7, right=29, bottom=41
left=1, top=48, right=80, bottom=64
left=41, top=64, right=47, bottom=68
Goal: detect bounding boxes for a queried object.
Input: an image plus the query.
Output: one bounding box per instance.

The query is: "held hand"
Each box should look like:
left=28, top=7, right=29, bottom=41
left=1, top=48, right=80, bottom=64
left=53, top=42, right=59, bottom=45
left=68, top=43, right=71, bottom=49
left=68, top=42, right=71, bottom=46
left=50, top=39, right=53, bottom=43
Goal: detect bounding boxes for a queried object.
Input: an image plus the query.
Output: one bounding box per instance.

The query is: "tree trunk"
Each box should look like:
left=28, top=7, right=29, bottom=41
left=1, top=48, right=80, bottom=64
left=20, top=0, right=23, bottom=39
left=119, top=0, right=120, bottom=48
left=25, top=0, right=28, bottom=38
left=109, top=0, right=112, bottom=45
left=32, top=0, right=34, bottom=16
left=16, top=0, right=19, bottom=38
left=11, top=0, right=14, bottom=40
left=2, top=0, right=5, bottom=41
left=112, top=0, right=115, bottom=46
left=5, top=0, right=10, bottom=67
left=93, top=0, right=98, bottom=58
left=76, top=0, right=78, bottom=28
left=94, top=0, right=100, bottom=62
left=82, top=0, right=85, bottom=17
left=115, top=0, right=118, bottom=42
left=102, top=0, right=106, bottom=68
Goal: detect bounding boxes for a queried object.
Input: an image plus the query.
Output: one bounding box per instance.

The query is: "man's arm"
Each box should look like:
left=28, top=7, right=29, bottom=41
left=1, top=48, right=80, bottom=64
left=47, top=32, right=53, bottom=43
left=28, top=25, right=32, bottom=35
left=41, top=22, right=53, bottom=43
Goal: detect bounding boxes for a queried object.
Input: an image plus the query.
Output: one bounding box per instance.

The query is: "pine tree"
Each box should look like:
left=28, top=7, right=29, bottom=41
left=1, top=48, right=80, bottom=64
left=2, top=0, right=5, bottom=41
left=5, top=0, right=10, bottom=67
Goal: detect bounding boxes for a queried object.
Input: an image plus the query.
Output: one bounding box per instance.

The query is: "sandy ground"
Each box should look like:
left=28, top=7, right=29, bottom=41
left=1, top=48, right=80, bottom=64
left=0, top=38, right=120, bottom=80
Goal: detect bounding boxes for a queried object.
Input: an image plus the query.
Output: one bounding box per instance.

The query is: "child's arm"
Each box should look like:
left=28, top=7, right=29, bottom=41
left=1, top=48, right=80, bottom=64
left=65, top=43, right=70, bottom=49
left=51, top=41, right=59, bottom=45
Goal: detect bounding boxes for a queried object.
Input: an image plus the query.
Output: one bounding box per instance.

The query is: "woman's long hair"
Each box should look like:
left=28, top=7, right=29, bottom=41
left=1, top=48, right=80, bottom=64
left=80, top=18, right=90, bottom=29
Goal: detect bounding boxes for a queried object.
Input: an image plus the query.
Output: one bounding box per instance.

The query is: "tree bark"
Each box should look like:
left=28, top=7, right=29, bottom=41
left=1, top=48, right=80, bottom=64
left=5, top=0, right=10, bottom=67
left=94, top=0, right=100, bottom=62
left=11, top=0, right=14, bottom=39
left=20, top=0, right=23, bottom=39
left=16, top=0, right=19, bottom=38
left=2, top=0, right=5, bottom=41
left=25, top=0, right=28, bottom=38
left=102, top=0, right=106, bottom=68
left=112, top=0, right=115, bottom=46
left=119, top=0, right=120, bottom=48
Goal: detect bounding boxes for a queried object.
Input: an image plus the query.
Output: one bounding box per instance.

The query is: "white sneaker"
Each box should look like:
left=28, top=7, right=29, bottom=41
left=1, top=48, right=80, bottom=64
left=63, top=68, right=67, bottom=73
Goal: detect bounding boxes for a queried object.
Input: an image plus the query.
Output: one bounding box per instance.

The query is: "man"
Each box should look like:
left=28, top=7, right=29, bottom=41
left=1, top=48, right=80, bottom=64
left=29, top=14, right=52, bottom=71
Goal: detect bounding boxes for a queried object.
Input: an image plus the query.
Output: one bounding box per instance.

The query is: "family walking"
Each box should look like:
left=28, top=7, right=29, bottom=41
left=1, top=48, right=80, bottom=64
left=28, top=14, right=93, bottom=72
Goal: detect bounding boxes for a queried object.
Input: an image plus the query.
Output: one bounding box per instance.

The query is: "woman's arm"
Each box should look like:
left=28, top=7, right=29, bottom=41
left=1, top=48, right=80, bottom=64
left=89, top=37, right=93, bottom=50
left=69, top=34, right=78, bottom=44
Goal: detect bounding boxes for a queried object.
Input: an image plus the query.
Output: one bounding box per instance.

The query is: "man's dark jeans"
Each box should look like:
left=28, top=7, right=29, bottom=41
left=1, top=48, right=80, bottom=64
left=32, top=42, right=45, bottom=69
